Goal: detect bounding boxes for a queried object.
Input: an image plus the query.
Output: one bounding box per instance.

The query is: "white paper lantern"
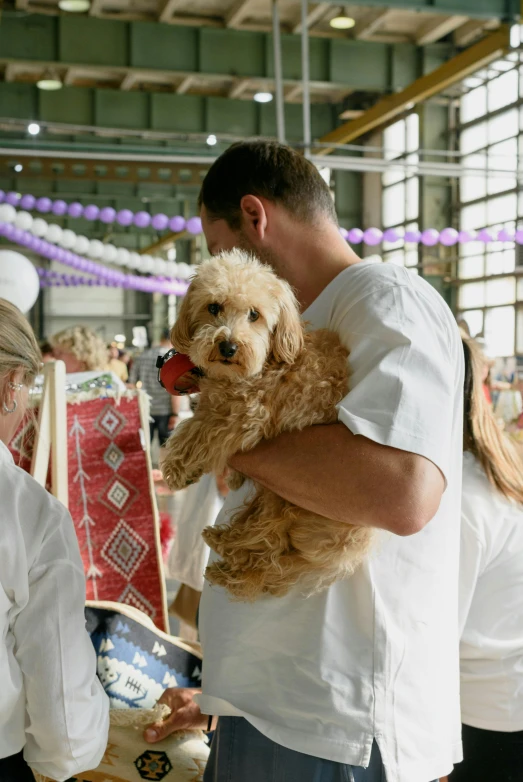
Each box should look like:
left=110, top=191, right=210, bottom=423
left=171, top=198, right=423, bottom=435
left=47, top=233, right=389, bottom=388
left=32, top=217, right=48, bottom=237
left=60, top=229, right=77, bottom=249
left=164, top=260, right=177, bottom=278
left=102, top=244, right=118, bottom=263
left=15, top=211, right=34, bottom=231
left=139, top=254, right=154, bottom=273
left=88, top=239, right=104, bottom=259
left=0, top=204, right=17, bottom=224
left=127, top=252, right=141, bottom=270
left=176, top=262, right=191, bottom=280
left=45, top=224, right=63, bottom=244
left=74, top=235, right=90, bottom=255
left=153, top=258, right=168, bottom=275
left=115, top=248, right=130, bottom=266
left=0, top=250, right=40, bottom=313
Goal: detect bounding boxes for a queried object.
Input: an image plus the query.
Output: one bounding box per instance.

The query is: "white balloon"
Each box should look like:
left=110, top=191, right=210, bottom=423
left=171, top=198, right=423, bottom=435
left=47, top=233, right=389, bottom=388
left=15, top=211, right=34, bottom=231
left=32, top=217, right=48, bottom=237
left=115, top=248, right=130, bottom=266
left=139, top=254, right=154, bottom=273
left=45, top=224, right=63, bottom=244
left=102, top=244, right=118, bottom=263
left=60, top=229, right=76, bottom=249
left=127, top=252, right=141, bottom=270
left=153, top=258, right=167, bottom=275
left=88, top=239, right=104, bottom=259
left=164, top=260, right=177, bottom=277
left=74, top=235, right=90, bottom=255
left=0, top=204, right=17, bottom=224
left=0, top=250, right=40, bottom=313
left=176, top=262, right=191, bottom=280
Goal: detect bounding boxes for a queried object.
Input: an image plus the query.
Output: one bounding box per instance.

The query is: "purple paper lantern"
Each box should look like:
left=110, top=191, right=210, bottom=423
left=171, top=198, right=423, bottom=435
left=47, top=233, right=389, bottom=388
left=152, top=213, right=169, bottom=232
left=477, top=228, right=495, bottom=243
left=383, top=228, right=400, bottom=243
left=458, top=230, right=475, bottom=243
left=348, top=228, right=363, bottom=244
left=338, top=227, right=349, bottom=241
left=439, top=227, right=459, bottom=247
left=6, top=192, right=21, bottom=207
left=0, top=191, right=5, bottom=204
left=498, top=228, right=515, bottom=242
left=68, top=202, right=84, bottom=218
left=134, top=211, right=151, bottom=228
left=515, top=229, right=523, bottom=245
left=363, top=227, right=383, bottom=246
left=186, top=216, right=202, bottom=235
left=99, top=206, right=116, bottom=224
left=116, top=209, right=134, bottom=227
left=36, top=197, right=52, bottom=213
left=404, top=229, right=421, bottom=243
left=421, top=229, right=440, bottom=247
left=52, top=199, right=68, bottom=216
left=83, top=204, right=100, bottom=221
left=169, top=216, right=186, bottom=233
left=20, top=194, right=36, bottom=210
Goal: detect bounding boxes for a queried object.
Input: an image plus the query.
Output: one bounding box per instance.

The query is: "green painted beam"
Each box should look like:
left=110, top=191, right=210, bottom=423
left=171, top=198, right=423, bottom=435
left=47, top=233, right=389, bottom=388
left=0, top=12, right=426, bottom=94
left=333, top=0, right=517, bottom=18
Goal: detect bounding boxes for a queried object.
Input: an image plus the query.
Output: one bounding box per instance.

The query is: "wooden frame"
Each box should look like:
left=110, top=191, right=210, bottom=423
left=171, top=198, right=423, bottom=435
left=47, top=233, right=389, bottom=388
left=31, top=360, right=69, bottom=508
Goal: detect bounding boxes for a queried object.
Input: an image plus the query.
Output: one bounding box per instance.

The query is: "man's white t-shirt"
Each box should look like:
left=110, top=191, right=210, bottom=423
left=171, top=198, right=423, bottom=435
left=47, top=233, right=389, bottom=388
left=198, top=260, right=464, bottom=782
left=459, top=452, right=523, bottom=732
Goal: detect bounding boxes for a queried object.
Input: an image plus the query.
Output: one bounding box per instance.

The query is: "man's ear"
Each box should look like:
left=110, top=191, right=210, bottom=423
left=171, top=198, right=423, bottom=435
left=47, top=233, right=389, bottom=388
left=239, top=195, right=268, bottom=241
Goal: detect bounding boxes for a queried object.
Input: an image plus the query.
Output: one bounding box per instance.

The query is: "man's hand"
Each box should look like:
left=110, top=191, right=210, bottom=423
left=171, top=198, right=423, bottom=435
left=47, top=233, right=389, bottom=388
left=143, top=688, right=207, bottom=743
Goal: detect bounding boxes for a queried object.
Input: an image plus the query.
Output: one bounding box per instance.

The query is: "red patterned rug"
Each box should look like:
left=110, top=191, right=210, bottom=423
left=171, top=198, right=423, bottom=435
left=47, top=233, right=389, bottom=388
left=10, top=393, right=168, bottom=632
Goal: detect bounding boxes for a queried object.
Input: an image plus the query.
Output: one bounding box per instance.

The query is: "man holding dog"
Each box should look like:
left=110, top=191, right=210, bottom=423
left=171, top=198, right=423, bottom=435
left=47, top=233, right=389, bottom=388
left=146, top=141, right=464, bottom=782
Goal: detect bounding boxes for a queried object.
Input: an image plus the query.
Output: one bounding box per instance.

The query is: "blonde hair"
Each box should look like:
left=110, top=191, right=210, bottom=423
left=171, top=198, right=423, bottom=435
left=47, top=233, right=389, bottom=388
left=50, top=325, right=108, bottom=372
left=462, top=332, right=523, bottom=504
left=0, top=298, right=41, bottom=391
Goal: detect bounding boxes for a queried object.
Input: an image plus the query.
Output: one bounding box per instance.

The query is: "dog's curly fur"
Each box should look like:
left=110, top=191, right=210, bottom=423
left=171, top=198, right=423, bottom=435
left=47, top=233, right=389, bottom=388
left=162, top=250, right=373, bottom=600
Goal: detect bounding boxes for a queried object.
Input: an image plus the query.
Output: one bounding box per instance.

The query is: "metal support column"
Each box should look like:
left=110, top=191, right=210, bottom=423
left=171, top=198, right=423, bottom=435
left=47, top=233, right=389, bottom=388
left=301, top=0, right=311, bottom=154
left=272, top=0, right=286, bottom=144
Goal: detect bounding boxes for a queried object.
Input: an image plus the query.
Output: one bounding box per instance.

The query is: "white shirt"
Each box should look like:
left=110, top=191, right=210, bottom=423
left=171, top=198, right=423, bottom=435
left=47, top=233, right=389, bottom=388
left=198, top=261, right=464, bottom=782
left=0, top=441, right=109, bottom=781
left=459, top=452, right=523, bottom=732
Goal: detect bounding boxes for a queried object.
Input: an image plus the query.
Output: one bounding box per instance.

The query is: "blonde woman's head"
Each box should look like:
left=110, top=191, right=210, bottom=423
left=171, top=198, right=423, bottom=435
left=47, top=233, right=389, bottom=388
left=0, top=298, right=41, bottom=445
left=50, top=325, right=108, bottom=373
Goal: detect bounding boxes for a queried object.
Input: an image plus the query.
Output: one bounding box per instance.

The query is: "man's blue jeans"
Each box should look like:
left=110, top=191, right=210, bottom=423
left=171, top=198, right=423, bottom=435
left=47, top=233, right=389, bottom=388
left=203, top=716, right=436, bottom=782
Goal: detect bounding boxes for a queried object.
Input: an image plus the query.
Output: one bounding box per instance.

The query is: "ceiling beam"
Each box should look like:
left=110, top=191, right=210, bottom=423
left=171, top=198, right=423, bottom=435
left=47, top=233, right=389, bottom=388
left=286, top=84, right=302, bottom=101
left=228, top=79, right=251, bottom=98
left=159, top=0, right=183, bottom=23
left=89, top=0, right=105, bottom=15
left=225, top=0, right=252, bottom=28
left=140, top=231, right=186, bottom=254
left=453, top=19, right=494, bottom=46
left=176, top=75, right=195, bottom=94
left=415, top=14, right=468, bottom=45
left=317, top=26, right=510, bottom=153
left=293, top=3, right=331, bottom=34
left=120, top=72, right=139, bottom=90
left=4, top=64, right=19, bottom=82
left=353, top=8, right=394, bottom=40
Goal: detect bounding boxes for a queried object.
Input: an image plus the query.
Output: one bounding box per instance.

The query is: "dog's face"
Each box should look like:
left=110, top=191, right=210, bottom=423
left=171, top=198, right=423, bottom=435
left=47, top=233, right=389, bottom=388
left=171, top=249, right=304, bottom=380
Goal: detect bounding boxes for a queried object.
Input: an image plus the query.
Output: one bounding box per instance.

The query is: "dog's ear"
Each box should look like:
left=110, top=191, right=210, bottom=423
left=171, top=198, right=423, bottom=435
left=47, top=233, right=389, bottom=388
left=271, top=280, right=304, bottom=364
left=170, top=281, right=196, bottom=354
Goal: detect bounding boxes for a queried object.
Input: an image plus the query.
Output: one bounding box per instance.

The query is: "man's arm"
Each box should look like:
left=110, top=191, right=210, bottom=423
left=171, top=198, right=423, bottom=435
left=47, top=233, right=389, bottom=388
left=229, top=423, right=445, bottom=537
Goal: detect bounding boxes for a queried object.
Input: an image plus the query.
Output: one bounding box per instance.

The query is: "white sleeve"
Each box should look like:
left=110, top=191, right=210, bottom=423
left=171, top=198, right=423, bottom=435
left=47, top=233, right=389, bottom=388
left=458, top=515, right=486, bottom=638
left=13, top=503, right=109, bottom=782
left=336, top=282, right=459, bottom=482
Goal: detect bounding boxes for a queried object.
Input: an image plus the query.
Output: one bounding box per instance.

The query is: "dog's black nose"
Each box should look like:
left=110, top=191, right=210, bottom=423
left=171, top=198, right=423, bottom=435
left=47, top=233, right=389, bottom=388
left=219, top=341, right=238, bottom=359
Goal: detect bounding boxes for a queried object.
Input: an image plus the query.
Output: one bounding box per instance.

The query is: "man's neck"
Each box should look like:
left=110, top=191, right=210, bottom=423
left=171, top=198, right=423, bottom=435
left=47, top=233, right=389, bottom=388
left=272, top=224, right=363, bottom=312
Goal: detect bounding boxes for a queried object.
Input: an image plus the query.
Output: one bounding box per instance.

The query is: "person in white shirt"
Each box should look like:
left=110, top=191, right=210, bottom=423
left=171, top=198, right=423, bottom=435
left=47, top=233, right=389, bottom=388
left=0, top=298, right=109, bottom=781
left=145, top=141, right=464, bottom=782
left=446, top=334, right=523, bottom=782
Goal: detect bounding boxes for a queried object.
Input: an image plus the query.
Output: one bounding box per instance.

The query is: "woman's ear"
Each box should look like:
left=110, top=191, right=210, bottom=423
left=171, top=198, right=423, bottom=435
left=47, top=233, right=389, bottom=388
left=271, top=281, right=304, bottom=364
left=170, top=285, right=196, bottom=354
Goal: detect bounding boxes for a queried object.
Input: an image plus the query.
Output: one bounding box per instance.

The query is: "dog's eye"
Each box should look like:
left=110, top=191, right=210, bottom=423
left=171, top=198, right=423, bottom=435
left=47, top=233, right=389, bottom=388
left=208, top=303, right=221, bottom=316
left=248, top=309, right=259, bottom=322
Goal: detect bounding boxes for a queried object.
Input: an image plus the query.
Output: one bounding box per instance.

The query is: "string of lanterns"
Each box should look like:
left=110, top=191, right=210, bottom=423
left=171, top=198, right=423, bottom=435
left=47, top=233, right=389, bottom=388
left=37, top=268, right=132, bottom=288
left=0, top=222, right=189, bottom=296
left=0, top=204, right=192, bottom=278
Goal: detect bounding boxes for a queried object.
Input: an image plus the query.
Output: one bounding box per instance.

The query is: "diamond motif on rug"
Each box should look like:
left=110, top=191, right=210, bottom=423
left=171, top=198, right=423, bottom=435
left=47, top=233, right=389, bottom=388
left=101, top=520, right=149, bottom=580
left=99, top=474, right=139, bottom=516
left=94, top=404, right=127, bottom=440
left=119, top=584, right=156, bottom=619
left=103, top=442, right=125, bottom=472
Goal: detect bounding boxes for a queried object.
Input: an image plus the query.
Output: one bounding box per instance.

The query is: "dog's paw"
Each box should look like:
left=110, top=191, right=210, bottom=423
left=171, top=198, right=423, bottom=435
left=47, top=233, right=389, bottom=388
left=162, top=461, right=202, bottom=491
left=226, top=470, right=245, bottom=491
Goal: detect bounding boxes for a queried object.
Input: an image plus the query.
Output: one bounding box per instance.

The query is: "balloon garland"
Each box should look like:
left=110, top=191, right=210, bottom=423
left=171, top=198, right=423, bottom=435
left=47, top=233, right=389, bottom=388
left=0, top=221, right=189, bottom=296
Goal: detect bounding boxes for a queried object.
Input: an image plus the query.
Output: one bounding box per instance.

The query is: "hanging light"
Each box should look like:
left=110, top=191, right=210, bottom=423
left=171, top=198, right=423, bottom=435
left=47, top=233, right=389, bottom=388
left=37, top=71, right=63, bottom=90
left=254, top=92, right=273, bottom=104
left=27, top=123, right=41, bottom=136
left=206, top=134, right=218, bottom=147
left=330, top=11, right=356, bottom=29
left=58, top=0, right=91, bottom=11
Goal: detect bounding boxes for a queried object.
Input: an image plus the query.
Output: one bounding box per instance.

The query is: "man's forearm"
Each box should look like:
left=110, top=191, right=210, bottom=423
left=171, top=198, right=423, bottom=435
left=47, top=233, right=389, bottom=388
left=229, top=423, right=444, bottom=536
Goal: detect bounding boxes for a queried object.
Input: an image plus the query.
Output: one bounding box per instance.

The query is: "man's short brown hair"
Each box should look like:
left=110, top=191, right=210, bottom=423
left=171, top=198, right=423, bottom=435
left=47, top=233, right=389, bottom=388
left=198, top=140, right=337, bottom=229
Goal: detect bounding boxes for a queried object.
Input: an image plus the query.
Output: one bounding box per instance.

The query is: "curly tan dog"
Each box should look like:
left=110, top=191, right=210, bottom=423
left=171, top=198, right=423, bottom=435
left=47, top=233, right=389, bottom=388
left=161, top=250, right=373, bottom=600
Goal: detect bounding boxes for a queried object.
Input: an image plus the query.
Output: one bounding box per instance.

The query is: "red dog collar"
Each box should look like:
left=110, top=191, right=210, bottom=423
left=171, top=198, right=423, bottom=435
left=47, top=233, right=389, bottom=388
left=156, top=348, right=203, bottom=395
